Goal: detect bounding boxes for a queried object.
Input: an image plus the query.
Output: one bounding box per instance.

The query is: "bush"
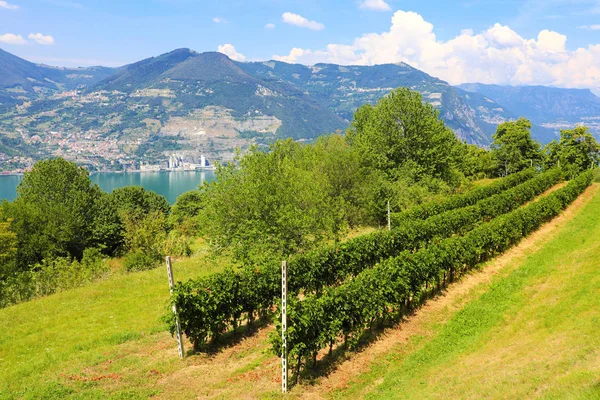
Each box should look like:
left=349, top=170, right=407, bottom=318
left=123, top=251, right=160, bottom=272
left=0, top=247, right=108, bottom=308
left=164, top=230, right=192, bottom=257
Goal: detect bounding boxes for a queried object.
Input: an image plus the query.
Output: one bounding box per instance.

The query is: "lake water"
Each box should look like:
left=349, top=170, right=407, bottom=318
left=0, top=171, right=216, bottom=204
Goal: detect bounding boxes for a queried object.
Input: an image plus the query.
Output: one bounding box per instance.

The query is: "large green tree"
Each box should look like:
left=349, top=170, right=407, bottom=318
left=0, top=217, right=17, bottom=279
left=345, top=87, right=461, bottom=183
left=102, top=186, right=171, bottom=256
left=199, top=136, right=377, bottom=263
left=544, top=126, right=599, bottom=177
left=491, top=118, right=542, bottom=176
left=5, top=158, right=104, bottom=269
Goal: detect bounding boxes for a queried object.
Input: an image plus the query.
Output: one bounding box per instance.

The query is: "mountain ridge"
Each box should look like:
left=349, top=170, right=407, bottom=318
left=0, top=47, right=598, bottom=172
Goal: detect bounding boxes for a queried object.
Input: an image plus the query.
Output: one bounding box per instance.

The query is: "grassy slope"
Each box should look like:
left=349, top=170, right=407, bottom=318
left=0, top=239, right=229, bottom=399
left=1, top=177, right=593, bottom=399
left=334, top=183, right=600, bottom=399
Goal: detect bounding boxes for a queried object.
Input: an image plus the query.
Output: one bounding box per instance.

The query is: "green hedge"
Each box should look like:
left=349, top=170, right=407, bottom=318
left=273, top=171, right=592, bottom=375
left=169, top=169, right=558, bottom=348
left=391, top=168, right=535, bottom=224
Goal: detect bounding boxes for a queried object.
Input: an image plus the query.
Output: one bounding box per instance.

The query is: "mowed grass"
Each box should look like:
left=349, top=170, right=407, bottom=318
left=0, top=226, right=376, bottom=399
left=0, top=238, right=232, bottom=399
left=335, top=183, right=600, bottom=399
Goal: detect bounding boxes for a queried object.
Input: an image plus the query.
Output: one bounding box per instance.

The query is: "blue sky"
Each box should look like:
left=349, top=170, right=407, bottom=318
left=1, top=0, right=600, bottom=91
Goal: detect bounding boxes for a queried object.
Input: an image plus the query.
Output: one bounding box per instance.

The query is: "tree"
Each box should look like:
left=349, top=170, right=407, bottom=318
left=0, top=216, right=17, bottom=280
left=544, top=126, right=600, bottom=177
left=491, top=118, right=542, bottom=176
left=345, top=87, right=461, bottom=183
left=5, top=158, right=103, bottom=269
left=108, top=186, right=170, bottom=221
left=102, top=186, right=171, bottom=256
left=169, top=190, right=204, bottom=234
left=454, top=142, right=495, bottom=179
left=198, top=137, right=378, bottom=263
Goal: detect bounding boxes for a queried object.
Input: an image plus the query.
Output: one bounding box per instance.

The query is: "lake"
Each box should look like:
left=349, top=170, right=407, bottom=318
left=0, top=171, right=216, bottom=204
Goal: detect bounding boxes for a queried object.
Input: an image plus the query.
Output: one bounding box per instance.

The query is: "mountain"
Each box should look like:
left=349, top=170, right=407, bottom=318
left=1, top=47, right=597, bottom=172
left=239, top=60, right=513, bottom=145
left=89, top=49, right=347, bottom=140
left=457, top=83, right=600, bottom=138
left=0, top=47, right=115, bottom=113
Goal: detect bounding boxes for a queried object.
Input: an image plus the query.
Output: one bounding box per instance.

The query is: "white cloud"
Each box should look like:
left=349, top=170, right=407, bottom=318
left=281, top=12, right=324, bottom=31
left=213, top=17, right=227, bottom=24
left=359, top=0, right=391, bottom=12
left=0, top=1, right=18, bottom=10
left=579, top=24, right=600, bottom=30
left=28, top=33, right=55, bottom=45
left=0, top=33, right=27, bottom=45
left=272, top=10, right=600, bottom=92
left=265, top=23, right=276, bottom=30
left=217, top=43, right=246, bottom=61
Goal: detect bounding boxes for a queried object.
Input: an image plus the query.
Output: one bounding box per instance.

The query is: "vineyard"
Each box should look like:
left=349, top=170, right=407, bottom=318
left=169, top=169, right=593, bottom=383
left=0, top=171, right=597, bottom=399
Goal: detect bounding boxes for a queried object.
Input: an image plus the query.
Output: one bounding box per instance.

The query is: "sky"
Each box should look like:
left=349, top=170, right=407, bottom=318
left=1, top=0, right=600, bottom=92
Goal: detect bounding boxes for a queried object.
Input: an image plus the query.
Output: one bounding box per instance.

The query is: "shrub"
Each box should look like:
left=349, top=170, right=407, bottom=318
left=123, top=251, right=160, bottom=272
left=164, top=230, right=192, bottom=257
left=0, top=247, right=108, bottom=308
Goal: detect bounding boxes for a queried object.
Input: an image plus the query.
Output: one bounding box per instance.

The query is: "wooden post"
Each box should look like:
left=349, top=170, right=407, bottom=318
left=387, top=200, right=391, bottom=231
left=281, top=260, right=288, bottom=393
left=166, top=256, right=185, bottom=359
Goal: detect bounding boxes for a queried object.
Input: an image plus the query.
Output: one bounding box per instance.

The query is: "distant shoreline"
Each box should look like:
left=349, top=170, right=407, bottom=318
left=0, top=169, right=216, bottom=177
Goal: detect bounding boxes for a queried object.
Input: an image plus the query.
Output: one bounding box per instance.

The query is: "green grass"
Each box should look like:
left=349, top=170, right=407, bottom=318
left=334, top=184, right=600, bottom=399
left=0, top=238, right=230, bottom=399
left=2, top=184, right=599, bottom=399
left=470, top=177, right=500, bottom=188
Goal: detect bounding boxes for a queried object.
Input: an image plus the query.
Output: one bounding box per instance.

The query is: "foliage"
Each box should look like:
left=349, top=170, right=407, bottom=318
left=0, top=217, right=17, bottom=286
left=491, top=118, right=542, bottom=176
left=454, top=142, right=496, bottom=179
left=109, top=186, right=170, bottom=221
left=164, top=230, right=192, bottom=257
left=544, top=126, right=600, bottom=177
left=169, top=190, right=204, bottom=235
left=273, top=171, right=592, bottom=376
left=169, top=169, right=561, bottom=348
left=122, top=210, right=168, bottom=263
left=2, top=158, right=104, bottom=270
left=199, top=135, right=379, bottom=264
left=346, top=87, right=462, bottom=184
left=0, top=248, right=108, bottom=308
left=123, top=251, right=160, bottom=272
left=392, top=168, right=535, bottom=224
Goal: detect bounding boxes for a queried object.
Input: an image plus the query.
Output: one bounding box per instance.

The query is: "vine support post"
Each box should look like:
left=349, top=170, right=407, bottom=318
left=166, top=256, right=185, bottom=359
left=281, top=260, right=288, bottom=393
left=387, top=200, right=391, bottom=231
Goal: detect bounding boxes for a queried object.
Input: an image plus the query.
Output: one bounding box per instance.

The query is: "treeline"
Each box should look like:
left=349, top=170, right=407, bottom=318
left=0, top=159, right=189, bottom=306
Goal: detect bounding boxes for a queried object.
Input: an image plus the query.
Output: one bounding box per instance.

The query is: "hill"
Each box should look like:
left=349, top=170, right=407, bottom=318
left=91, top=49, right=348, bottom=140
left=240, top=60, right=513, bottom=144
left=0, top=47, right=597, bottom=171
left=0, top=181, right=597, bottom=398
left=0, top=48, right=114, bottom=109
left=457, top=83, right=600, bottom=137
